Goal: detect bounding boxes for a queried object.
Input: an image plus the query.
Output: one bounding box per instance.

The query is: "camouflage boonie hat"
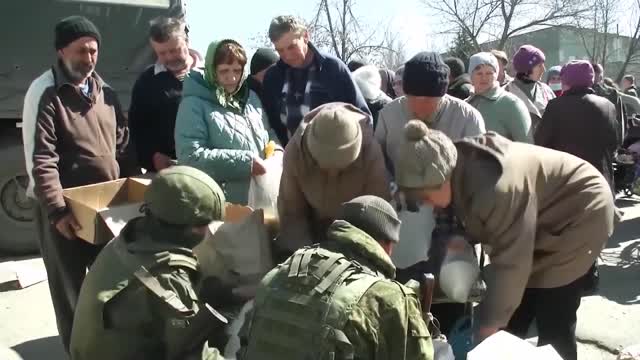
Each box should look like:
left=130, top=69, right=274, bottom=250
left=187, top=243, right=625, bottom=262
left=144, top=166, right=225, bottom=226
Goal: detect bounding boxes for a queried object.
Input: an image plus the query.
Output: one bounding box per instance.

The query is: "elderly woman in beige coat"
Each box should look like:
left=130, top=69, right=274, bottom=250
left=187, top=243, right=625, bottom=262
left=395, top=121, right=618, bottom=360
left=276, top=102, right=391, bottom=255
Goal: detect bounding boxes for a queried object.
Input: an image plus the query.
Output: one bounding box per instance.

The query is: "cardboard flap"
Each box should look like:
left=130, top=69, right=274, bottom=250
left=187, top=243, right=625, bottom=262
left=63, top=178, right=127, bottom=209
left=99, top=203, right=144, bottom=238
left=224, top=203, right=253, bottom=223
left=65, top=197, right=99, bottom=243
left=63, top=177, right=150, bottom=244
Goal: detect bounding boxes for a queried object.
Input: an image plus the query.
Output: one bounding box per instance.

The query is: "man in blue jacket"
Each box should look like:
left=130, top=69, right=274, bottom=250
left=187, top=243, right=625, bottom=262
left=263, top=15, right=371, bottom=144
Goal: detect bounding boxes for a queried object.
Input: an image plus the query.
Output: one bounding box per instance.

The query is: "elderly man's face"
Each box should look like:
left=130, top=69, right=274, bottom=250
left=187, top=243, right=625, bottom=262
left=151, top=36, right=191, bottom=74
left=407, top=95, right=441, bottom=121
left=273, top=31, right=309, bottom=68
left=57, top=36, right=98, bottom=84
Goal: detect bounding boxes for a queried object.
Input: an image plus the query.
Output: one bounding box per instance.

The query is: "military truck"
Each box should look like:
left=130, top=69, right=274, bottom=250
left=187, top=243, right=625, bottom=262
left=0, top=0, right=185, bottom=253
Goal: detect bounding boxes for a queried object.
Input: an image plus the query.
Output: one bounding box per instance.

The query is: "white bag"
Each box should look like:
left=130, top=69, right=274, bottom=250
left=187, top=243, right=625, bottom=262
left=469, top=331, right=563, bottom=360
left=194, top=209, right=274, bottom=288
left=390, top=204, right=435, bottom=269
left=248, top=157, right=282, bottom=219
left=439, top=236, right=481, bottom=303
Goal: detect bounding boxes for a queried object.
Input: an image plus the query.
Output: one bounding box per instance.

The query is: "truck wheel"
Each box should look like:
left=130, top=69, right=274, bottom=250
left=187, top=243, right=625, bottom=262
left=0, top=131, right=38, bottom=255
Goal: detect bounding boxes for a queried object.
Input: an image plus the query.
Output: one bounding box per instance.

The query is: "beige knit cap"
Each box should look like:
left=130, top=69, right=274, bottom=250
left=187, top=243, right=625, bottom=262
left=304, top=102, right=365, bottom=169
left=396, top=120, right=458, bottom=189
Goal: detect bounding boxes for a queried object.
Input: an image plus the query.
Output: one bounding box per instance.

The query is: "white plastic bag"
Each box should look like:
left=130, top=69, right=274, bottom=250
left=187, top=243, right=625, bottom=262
left=194, top=209, right=274, bottom=287
left=439, top=235, right=480, bottom=303
left=390, top=204, right=435, bottom=269
left=248, top=157, right=282, bottom=219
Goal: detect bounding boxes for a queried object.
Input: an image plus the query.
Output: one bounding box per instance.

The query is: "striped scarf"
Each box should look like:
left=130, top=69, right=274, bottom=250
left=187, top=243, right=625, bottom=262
left=280, top=64, right=317, bottom=136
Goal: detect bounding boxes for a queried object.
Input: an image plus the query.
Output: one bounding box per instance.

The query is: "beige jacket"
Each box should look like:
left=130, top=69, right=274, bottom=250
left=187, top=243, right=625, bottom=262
left=451, top=133, right=619, bottom=329
left=276, top=119, right=391, bottom=253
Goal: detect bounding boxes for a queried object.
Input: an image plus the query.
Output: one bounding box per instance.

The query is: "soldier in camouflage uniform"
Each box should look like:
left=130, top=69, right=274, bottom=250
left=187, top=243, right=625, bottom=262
left=69, top=166, right=227, bottom=360
left=238, top=195, right=434, bottom=360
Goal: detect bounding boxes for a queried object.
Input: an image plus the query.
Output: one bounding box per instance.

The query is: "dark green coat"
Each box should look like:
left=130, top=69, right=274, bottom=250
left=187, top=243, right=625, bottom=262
left=239, top=221, right=434, bottom=360
left=69, top=216, right=223, bottom=360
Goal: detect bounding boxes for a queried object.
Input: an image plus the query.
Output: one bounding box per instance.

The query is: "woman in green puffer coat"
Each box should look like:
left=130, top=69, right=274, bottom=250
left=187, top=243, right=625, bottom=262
left=175, top=39, right=278, bottom=204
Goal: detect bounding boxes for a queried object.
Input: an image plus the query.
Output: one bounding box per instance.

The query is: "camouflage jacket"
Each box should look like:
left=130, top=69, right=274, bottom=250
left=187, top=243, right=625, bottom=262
left=239, top=220, right=434, bottom=360
left=69, top=216, right=224, bottom=360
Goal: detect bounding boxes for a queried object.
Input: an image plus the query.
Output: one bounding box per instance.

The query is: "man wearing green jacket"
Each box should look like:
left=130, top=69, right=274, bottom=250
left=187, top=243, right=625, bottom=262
left=238, top=195, right=434, bottom=360
left=69, top=166, right=227, bottom=360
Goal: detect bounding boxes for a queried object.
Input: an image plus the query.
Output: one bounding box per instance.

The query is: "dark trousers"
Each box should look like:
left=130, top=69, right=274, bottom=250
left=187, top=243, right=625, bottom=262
left=396, top=261, right=467, bottom=337
left=506, top=274, right=587, bottom=360
left=35, top=205, right=102, bottom=353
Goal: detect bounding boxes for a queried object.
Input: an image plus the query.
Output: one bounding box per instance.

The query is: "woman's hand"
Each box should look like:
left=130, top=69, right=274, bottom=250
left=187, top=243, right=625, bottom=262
left=252, top=157, right=267, bottom=176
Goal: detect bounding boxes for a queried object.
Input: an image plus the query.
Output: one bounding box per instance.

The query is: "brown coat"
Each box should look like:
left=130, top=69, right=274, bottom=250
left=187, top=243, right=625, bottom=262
left=276, top=119, right=391, bottom=253
left=29, top=62, right=135, bottom=221
left=451, top=133, right=619, bottom=329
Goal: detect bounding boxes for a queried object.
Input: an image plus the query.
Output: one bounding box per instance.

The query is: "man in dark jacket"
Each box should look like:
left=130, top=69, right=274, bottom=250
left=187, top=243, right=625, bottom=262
left=22, top=16, right=136, bottom=352
left=444, top=57, right=473, bottom=100
left=536, top=61, right=618, bottom=193
left=593, top=63, right=627, bottom=144
left=262, top=15, right=371, bottom=144
left=622, top=74, right=639, bottom=98
left=248, top=47, right=280, bottom=140
left=128, top=16, right=202, bottom=172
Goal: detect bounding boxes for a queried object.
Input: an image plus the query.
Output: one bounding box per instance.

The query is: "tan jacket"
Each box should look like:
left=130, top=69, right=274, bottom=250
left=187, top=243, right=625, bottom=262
left=451, top=133, right=619, bottom=329
left=276, top=119, right=391, bottom=253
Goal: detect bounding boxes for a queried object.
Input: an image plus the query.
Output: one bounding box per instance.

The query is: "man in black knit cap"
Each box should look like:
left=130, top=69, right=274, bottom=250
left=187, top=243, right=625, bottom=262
left=248, top=48, right=281, bottom=142
left=22, top=15, right=136, bottom=352
left=444, top=57, right=473, bottom=100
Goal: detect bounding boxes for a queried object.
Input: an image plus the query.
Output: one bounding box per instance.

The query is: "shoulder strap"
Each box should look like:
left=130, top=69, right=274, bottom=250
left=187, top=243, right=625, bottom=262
left=133, top=266, right=193, bottom=315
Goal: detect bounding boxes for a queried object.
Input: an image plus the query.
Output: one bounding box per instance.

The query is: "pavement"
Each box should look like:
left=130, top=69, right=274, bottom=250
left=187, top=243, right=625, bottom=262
left=1, top=198, right=639, bottom=359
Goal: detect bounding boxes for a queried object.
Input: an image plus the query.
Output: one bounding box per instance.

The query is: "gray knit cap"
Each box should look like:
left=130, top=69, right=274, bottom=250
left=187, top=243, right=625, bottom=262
left=304, top=102, right=365, bottom=169
left=396, top=120, right=458, bottom=189
left=339, top=195, right=401, bottom=243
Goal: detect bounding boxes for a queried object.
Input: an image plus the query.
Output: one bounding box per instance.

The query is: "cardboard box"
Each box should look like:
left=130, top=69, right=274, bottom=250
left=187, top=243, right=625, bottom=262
left=63, top=177, right=151, bottom=244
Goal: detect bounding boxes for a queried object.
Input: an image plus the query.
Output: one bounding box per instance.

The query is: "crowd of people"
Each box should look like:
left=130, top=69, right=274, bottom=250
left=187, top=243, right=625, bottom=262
left=21, top=12, right=633, bottom=360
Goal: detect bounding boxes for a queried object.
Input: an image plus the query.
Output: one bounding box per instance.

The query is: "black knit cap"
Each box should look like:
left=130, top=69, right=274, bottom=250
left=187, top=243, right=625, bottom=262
left=403, top=51, right=450, bottom=97
left=55, top=16, right=102, bottom=50
left=444, top=57, right=465, bottom=78
left=250, top=48, right=279, bottom=75
left=339, top=195, right=401, bottom=243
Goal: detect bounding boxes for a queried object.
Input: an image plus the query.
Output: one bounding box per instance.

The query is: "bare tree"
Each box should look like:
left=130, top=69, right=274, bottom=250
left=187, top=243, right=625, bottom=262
left=572, top=0, right=619, bottom=69
left=616, top=0, right=640, bottom=81
left=308, top=0, right=395, bottom=63
left=424, top=0, right=588, bottom=50
left=377, top=30, right=407, bottom=70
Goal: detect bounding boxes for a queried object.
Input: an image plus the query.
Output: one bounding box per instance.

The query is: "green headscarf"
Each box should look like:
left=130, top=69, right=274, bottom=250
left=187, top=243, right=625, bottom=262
left=204, top=39, right=250, bottom=111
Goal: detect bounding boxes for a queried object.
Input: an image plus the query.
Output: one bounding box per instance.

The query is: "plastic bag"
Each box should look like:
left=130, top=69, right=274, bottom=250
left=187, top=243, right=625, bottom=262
left=194, top=209, right=274, bottom=288
left=248, top=157, right=282, bottom=219
left=390, top=204, right=435, bottom=269
left=439, top=235, right=481, bottom=303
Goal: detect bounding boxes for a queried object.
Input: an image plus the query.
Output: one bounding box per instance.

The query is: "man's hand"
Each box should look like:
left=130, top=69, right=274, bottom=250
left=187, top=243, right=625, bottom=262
left=152, top=152, right=174, bottom=172
left=252, top=157, right=267, bottom=176
left=55, top=213, right=81, bottom=240
left=476, top=326, right=500, bottom=343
